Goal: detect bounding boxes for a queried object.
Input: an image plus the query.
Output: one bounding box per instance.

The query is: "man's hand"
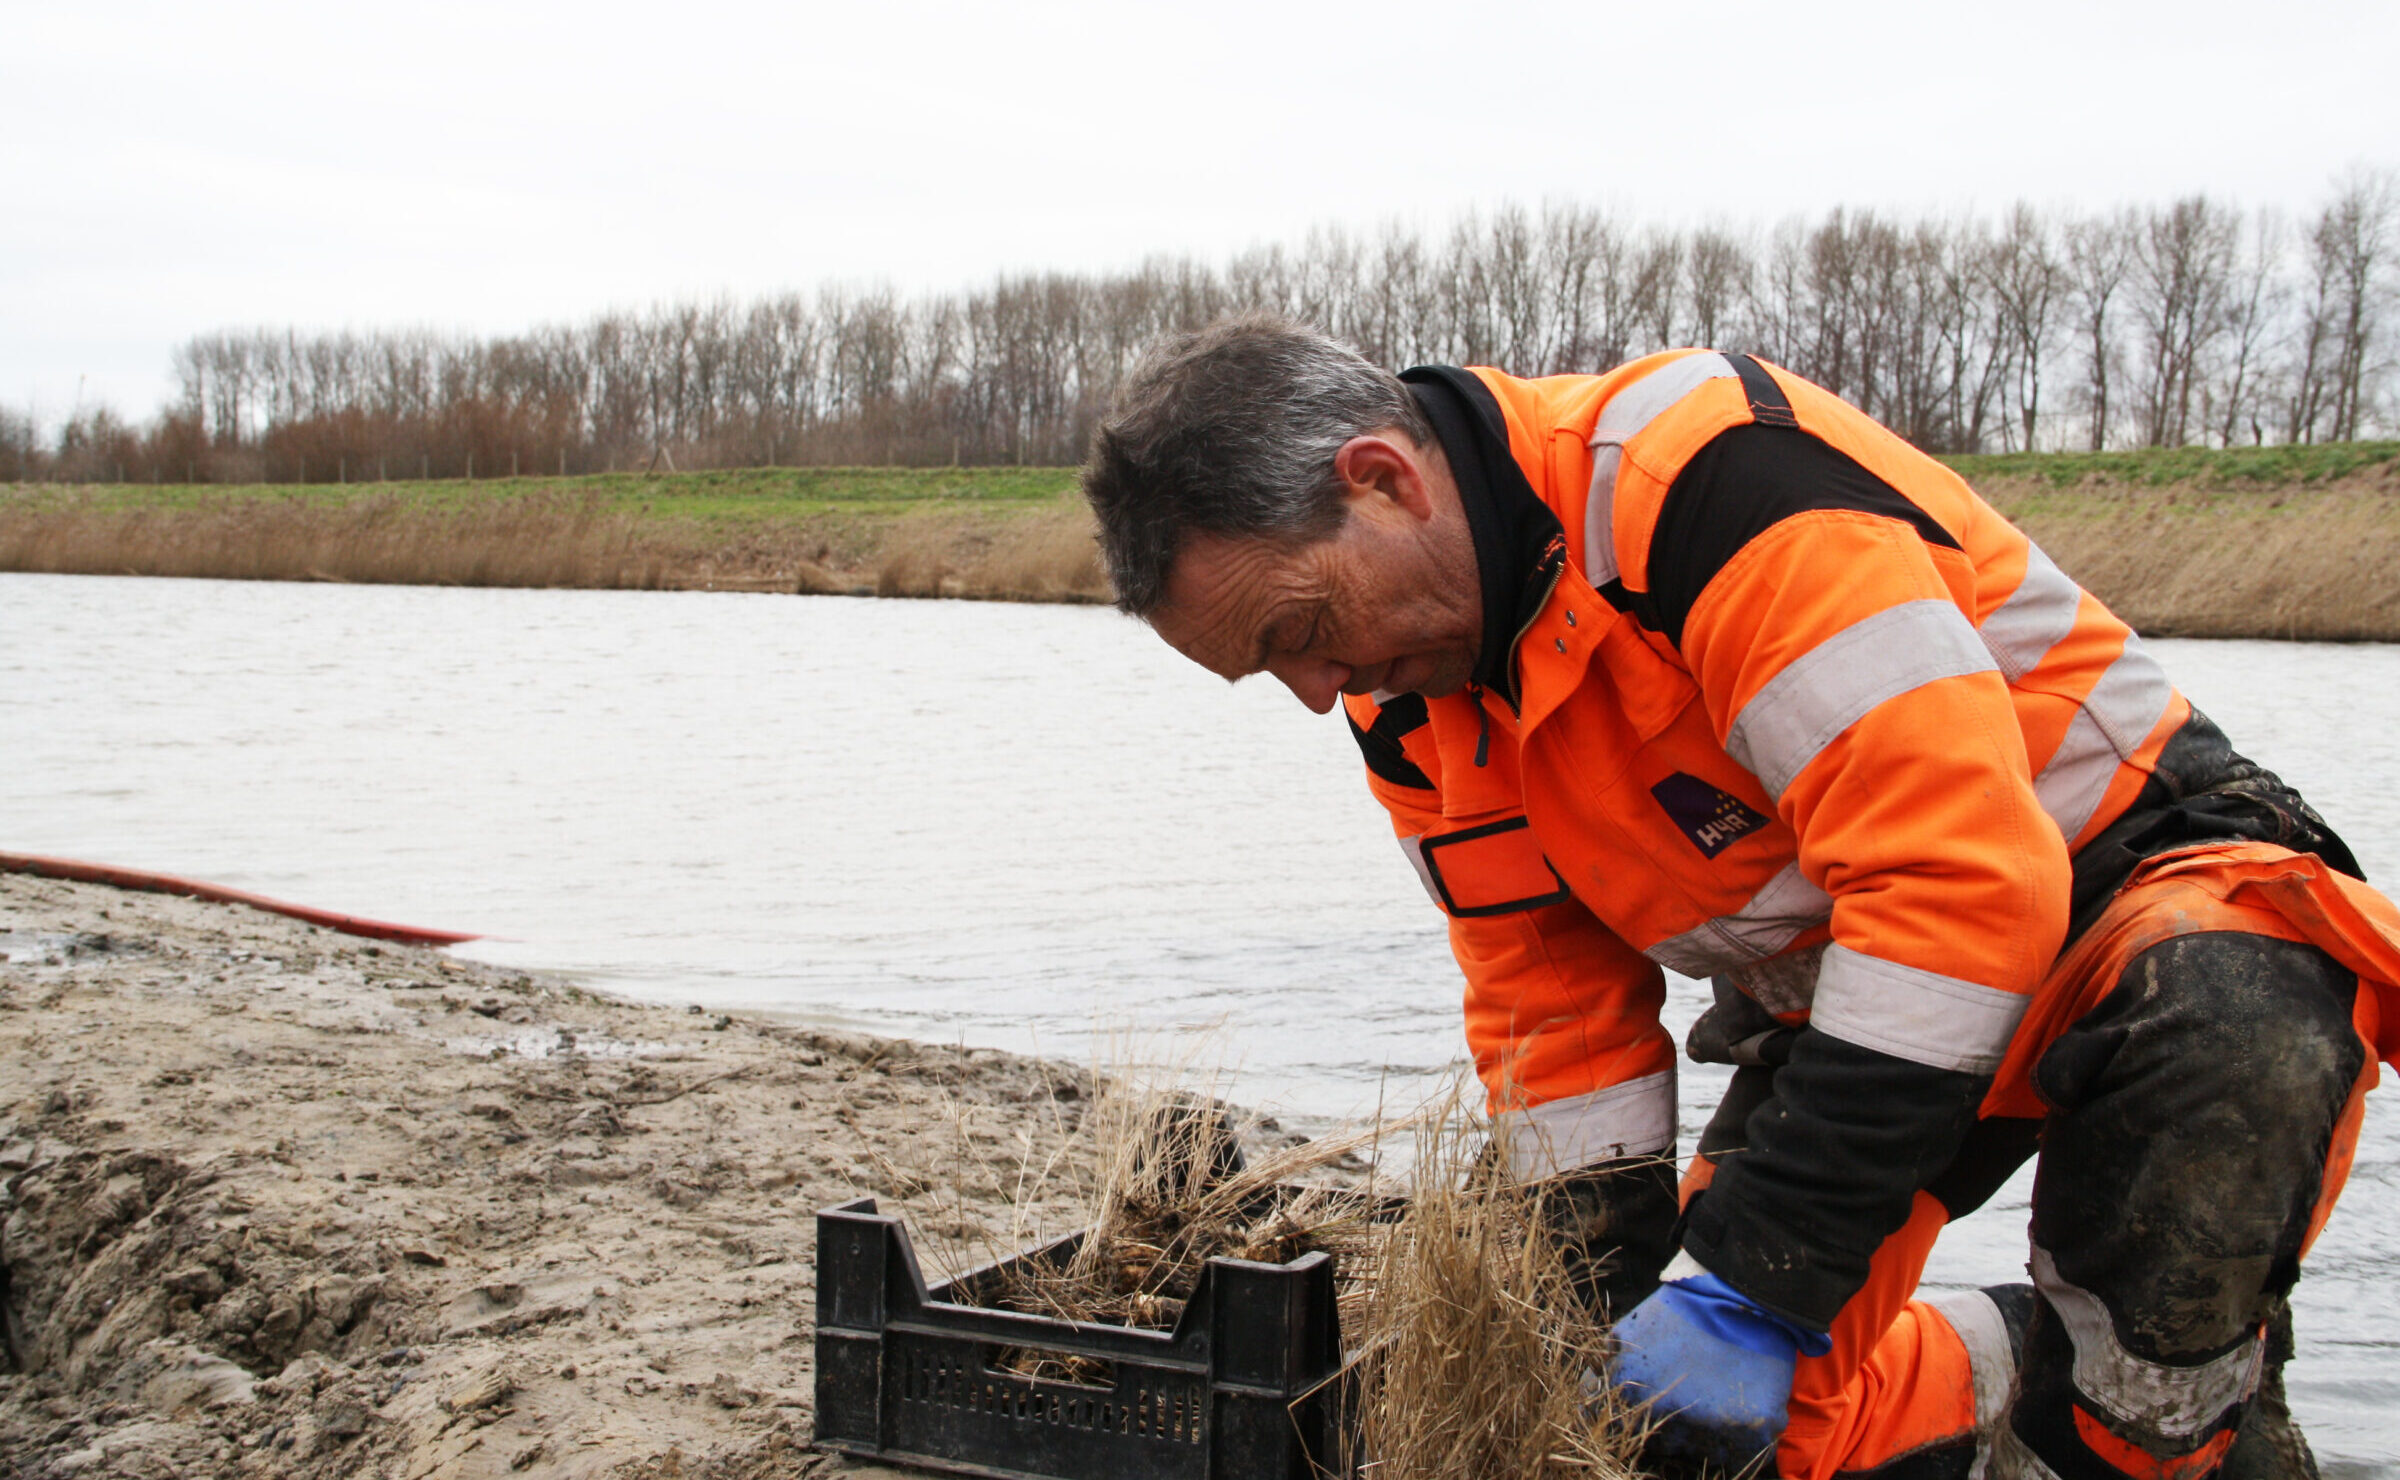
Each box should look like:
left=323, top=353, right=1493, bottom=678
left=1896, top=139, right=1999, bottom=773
left=1609, top=1260, right=1830, bottom=1471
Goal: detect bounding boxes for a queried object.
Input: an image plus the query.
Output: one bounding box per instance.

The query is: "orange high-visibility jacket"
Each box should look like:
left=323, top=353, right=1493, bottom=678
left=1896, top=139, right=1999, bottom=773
left=1346, top=351, right=2194, bottom=1327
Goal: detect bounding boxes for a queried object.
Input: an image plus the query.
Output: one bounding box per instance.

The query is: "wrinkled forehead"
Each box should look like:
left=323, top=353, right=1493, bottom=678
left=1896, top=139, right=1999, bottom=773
left=1151, top=531, right=1317, bottom=680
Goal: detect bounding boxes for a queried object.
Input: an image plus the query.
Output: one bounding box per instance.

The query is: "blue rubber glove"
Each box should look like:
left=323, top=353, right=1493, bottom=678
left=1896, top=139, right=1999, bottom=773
left=1608, top=1263, right=1832, bottom=1470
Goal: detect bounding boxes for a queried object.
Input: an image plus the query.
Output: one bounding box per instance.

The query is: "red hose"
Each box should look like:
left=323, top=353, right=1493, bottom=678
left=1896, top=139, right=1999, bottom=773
left=0, top=852, right=482, bottom=946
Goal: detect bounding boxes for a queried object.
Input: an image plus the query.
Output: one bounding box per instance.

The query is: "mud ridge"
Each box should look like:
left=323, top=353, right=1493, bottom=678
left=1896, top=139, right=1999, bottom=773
left=0, top=873, right=1104, bottom=1479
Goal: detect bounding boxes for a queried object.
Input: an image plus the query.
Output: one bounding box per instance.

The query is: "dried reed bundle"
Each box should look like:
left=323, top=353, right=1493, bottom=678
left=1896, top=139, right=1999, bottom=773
left=1338, top=1087, right=1649, bottom=1480
left=983, top=1072, right=1397, bottom=1332
left=948, top=1057, right=1651, bottom=1479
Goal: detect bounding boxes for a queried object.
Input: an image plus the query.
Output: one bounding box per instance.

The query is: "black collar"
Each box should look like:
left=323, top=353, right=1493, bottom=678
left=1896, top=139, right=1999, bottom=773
left=1401, top=366, right=1565, bottom=709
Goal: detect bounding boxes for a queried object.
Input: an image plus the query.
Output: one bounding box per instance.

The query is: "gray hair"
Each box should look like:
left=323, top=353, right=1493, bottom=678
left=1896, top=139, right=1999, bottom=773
left=1080, top=313, right=1433, bottom=616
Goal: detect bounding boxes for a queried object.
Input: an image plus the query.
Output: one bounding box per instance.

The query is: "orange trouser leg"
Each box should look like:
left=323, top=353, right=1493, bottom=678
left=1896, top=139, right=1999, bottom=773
left=1679, top=1076, right=1995, bottom=1479
left=1776, top=1191, right=1990, bottom=1480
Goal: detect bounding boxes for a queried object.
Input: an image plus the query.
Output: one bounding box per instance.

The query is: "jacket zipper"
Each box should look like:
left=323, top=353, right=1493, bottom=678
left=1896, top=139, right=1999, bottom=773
left=1472, top=560, right=1566, bottom=767
left=1509, top=562, right=1566, bottom=698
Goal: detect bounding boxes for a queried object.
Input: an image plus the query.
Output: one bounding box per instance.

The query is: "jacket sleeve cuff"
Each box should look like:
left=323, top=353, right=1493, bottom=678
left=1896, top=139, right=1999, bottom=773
left=1679, top=1204, right=1839, bottom=1333
left=1655, top=1249, right=1836, bottom=1357
left=1677, top=1025, right=1989, bottom=1331
left=1658, top=1249, right=1710, bottom=1284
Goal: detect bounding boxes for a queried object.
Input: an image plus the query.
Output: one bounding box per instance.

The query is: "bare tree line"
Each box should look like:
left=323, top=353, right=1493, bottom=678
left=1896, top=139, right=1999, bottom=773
left=7, top=171, right=2394, bottom=485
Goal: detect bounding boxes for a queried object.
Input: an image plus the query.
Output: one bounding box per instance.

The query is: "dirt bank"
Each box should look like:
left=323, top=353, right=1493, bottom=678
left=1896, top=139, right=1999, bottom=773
left=1983, top=469, right=2400, bottom=642
left=0, top=871, right=1115, bottom=1479
left=0, top=484, right=1110, bottom=605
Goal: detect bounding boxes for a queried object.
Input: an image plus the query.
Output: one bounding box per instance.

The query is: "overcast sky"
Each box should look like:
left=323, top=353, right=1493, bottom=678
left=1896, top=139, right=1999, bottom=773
left=7, top=0, right=2395, bottom=426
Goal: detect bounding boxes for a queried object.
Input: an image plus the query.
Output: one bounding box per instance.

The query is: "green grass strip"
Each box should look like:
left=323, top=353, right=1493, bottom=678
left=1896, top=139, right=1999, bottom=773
left=1944, top=441, right=2400, bottom=489
left=11, top=443, right=2398, bottom=519
left=3, top=466, right=1082, bottom=525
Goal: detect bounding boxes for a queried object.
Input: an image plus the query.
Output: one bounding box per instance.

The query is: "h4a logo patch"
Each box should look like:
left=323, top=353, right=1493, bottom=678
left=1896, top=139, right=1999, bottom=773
left=1650, top=772, right=1770, bottom=859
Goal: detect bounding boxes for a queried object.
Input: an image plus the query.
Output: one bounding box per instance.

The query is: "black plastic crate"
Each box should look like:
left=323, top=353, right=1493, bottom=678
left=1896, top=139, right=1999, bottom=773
left=813, top=1196, right=1351, bottom=1480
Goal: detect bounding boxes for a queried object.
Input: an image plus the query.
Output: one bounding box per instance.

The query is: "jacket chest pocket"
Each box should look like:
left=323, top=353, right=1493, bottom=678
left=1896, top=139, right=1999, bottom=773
left=1408, top=697, right=1575, bottom=919
left=1528, top=643, right=1810, bottom=962
left=1594, top=619, right=1703, bottom=746
left=1541, top=618, right=1706, bottom=799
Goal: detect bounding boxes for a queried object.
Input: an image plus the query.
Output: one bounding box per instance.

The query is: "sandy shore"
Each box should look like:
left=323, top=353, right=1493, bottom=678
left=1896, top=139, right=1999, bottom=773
left=0, top=871, right=1114, bottom=1479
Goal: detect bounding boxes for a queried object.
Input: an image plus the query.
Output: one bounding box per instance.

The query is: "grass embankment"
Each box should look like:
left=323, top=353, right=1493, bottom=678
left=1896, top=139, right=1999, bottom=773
left=0, top=467, right=1103, bottom=603
left=7, top=444, right=2400, bottom=637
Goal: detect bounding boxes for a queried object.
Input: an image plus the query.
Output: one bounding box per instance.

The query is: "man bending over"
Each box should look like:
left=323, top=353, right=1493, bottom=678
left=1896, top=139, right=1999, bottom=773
left=1081, top=314, right=2399, bottom=1479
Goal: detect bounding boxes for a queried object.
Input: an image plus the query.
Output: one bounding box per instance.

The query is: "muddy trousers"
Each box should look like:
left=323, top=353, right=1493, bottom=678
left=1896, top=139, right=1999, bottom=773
left=1690, top=926, right=2375, bottom=1480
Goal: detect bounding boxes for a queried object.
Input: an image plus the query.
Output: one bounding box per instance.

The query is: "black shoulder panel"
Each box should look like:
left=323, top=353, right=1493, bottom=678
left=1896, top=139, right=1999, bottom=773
left=1347, top=692, right=1435, bottom=791
left=1727, top=352, right=1799, bottom=427
left=1643, top=423, right=1963, bottom=647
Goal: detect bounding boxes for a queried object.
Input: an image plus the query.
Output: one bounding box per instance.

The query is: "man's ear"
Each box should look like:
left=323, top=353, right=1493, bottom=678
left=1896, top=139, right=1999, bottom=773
left=1333, top=433, right=1436, bottom=522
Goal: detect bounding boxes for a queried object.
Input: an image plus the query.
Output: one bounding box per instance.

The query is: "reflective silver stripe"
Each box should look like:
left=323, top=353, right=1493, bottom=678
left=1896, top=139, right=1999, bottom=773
left=2080, top=634, right=2174, bottom=756
left=1397, top=835, right=1442, bottom=908
left=1493, top=1070, right=1677, bottom=1178
left=1583, top=353, right=1737, bottom=586
left=1979, top=543, right=2083, bottom=682
left=1584, top=445, right=1624, bottom=586
left=1644, top=862, right=1833, bottom=976
left=1719, top=942, right=1826, bottom=1018
left=1989, top=1422, right=2064, bottom=1480
left=1591, top=352, right=1737, bottom=447
left=2031, top=637, right=2175, bottom=841
left=1725, top=600, right=2000, bottom=799
left=2031, top=1247, right=2262, bottom=1443
left=2032, top=709, right=2123, bottom=843
left=1927, top=1287, right=2018, bottom=1475
left=1809, top=945, right=2028, bottom=1074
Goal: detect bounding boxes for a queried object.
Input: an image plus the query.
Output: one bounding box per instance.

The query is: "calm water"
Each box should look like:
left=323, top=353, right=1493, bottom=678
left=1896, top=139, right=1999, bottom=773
left=3, top=573, right=2393, bottom=1471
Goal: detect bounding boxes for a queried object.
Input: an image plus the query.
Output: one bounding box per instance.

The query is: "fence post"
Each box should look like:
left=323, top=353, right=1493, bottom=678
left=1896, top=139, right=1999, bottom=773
left=467, top=453, right=474, bottom=481
left=422, top=454, right=430, bottom=481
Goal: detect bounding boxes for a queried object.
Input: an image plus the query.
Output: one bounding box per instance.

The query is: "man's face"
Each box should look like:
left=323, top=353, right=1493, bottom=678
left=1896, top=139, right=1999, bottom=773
left=1150, top=461, right=1482, bottom=715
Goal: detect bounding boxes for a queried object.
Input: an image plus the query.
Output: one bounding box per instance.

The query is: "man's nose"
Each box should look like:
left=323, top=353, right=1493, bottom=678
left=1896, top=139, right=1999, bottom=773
left=1268, top=657, right=1352, bottom=715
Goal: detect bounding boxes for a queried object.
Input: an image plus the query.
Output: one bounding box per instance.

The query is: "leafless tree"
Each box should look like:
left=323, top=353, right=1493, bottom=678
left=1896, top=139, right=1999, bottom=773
left=2306, top=168, right=2397, bottom=442
left=1630, top=230, right=1683, bottom=355
left=0, top=405, right=41, bottom=480
left=1986, top=204, right=2064, bottom=452
left=1686, top=226, right=1752, bottom=353
left=2128, top=196, right=2238, bottom=446
left=2212, top=210, right=2287, bottom=446
left=33, top=182, right=2400, bottom=484
left=2066, top=209, right=2140, bottom=449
